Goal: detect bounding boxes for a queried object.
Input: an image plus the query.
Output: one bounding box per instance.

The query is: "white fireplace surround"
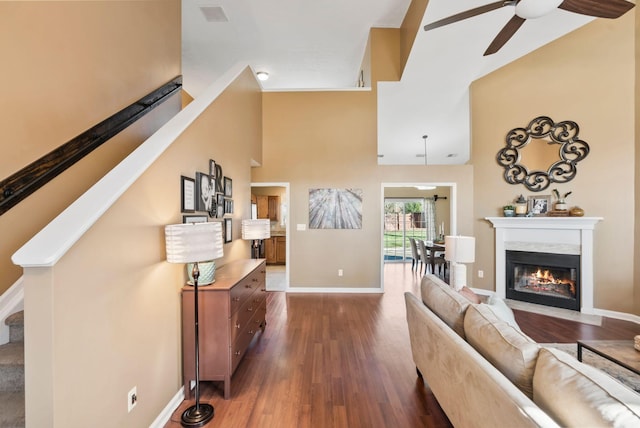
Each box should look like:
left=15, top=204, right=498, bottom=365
left=486, top=217, right=603, bottom=314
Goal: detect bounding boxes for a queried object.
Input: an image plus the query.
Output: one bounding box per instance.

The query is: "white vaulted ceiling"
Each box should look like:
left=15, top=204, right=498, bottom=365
left=181, top=0, right=607, bottom=165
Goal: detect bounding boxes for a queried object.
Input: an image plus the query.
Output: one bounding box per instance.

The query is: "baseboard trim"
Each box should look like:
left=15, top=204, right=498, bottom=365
left=149, top=387, right=184, bottom=428
left=592, top=308, right=640, bottom=325
left=286, top=286, right=383, bottom=294
left=0, top=277, right=24, bottom=345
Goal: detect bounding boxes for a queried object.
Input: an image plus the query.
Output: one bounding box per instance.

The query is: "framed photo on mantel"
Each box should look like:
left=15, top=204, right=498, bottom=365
left=528, top=195, right=551, bottom=216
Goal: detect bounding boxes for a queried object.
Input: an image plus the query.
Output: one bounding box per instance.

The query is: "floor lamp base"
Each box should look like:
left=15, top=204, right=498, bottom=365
left=181, top=403, right=214, bottom=427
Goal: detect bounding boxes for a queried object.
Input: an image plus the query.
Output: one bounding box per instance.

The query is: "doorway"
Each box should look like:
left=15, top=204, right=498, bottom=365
left=250, top=182, right=290, bottom=291
left=381, top=183, right=456, bottom=269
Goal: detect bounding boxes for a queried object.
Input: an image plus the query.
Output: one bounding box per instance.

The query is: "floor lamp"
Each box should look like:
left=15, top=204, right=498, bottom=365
left=165, top=222, right=224, bottom=427
left=444, top=235, right=475, bottom=291
left=241, top=219, right=270, bottom=259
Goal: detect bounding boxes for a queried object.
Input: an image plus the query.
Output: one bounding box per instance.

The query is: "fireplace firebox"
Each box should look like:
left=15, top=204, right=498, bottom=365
left=506, top=250, right=580, bottom=311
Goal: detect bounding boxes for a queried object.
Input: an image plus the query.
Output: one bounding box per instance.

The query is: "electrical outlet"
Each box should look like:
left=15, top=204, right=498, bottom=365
left=338, top=269, right=343, bottom=277
left=478, top=270, right=484, bottom=278
left=128, top=386, right=137, bottom=412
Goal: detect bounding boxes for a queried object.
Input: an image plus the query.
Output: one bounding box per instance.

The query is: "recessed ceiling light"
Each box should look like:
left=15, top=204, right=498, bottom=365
left=256, top=71, right=269, bottom=81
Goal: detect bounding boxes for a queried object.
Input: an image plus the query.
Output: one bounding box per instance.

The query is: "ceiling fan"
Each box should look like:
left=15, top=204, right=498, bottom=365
left=423, top=0, right=635, bottom=56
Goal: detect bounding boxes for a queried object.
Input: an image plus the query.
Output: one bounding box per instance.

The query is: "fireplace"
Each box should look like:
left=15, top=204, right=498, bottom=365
left=506, top=250, right=580, bottom=311
left=486, top=217, right=602, bottom=314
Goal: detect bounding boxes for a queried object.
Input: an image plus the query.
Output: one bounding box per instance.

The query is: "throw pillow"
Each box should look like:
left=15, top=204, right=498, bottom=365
left=464, top=304, right=540, bottom=398
left=484, top=294, right=521, bottom=331
left=534, top=347, right=640, bottom=427
left=458, top=286, right=482, bottom=304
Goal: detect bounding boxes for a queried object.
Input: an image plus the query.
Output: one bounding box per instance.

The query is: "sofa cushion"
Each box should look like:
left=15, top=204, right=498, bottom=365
left=421, top=274, right=470, bottom=339
left=534, top=347, right=640, bottom=427
left=464, top=304, right=540, bottom=398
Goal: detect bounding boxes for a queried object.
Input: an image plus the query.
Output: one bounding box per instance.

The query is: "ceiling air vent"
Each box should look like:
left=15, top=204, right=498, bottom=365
left=199, top=6, right=229, bottom=23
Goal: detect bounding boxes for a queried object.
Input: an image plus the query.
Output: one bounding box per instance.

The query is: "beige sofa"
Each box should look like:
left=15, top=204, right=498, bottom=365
left=405, top=275, right=640, bottom=428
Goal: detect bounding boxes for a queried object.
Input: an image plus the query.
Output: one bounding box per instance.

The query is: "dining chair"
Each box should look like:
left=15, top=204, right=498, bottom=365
left=409, top=238, right=421, bottom=272
left=417, top=240, right=430, bottom=275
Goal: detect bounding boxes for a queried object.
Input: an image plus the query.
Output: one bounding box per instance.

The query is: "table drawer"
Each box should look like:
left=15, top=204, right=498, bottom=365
left=230, top=316, right=261, bottom=374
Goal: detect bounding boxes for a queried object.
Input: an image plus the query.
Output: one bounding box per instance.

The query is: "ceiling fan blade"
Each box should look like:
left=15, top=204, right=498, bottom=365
left=483, top=15, right=526, bottom=56
left=558, top=0, right=634, bottom=18
left=424, top=1, right=513, bottom=32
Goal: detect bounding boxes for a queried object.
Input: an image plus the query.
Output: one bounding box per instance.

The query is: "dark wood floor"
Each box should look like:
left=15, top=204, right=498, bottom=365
left=165, top=263, right=639, bottom=428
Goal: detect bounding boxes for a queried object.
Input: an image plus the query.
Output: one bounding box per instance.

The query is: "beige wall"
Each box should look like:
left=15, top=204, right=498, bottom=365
left=471, top=13, right=636, bottom=312
left=0, top=1, right=181, bottom=295
left=400, top=0, right=429, bottom=75
left=24, top=67, right=262, bottom=427
left=254, top=28, right=474, bottom=289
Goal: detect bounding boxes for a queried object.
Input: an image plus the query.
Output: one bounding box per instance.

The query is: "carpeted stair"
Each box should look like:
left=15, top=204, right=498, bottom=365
left=0, top=311, right=25, bottom=428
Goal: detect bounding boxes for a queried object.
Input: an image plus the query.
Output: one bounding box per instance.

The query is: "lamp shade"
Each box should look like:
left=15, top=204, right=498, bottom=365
left=241, top=219, right=271, bottom=240
left=444, top=236, right=475, bottom=263
left=165, top=222, right=223, bottom=264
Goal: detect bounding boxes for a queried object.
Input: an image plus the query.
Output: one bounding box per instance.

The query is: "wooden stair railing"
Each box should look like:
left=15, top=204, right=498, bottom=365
left=0, top=75, right=182, bottom=216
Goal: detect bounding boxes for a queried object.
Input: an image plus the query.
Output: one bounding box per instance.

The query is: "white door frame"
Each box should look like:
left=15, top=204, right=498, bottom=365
left=250, top=182, right=290, bottom=291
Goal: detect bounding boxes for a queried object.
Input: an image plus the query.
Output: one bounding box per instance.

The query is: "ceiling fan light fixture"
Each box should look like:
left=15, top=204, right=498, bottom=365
left=256, top=71, right=269, bottom=81
left=516, top=0, right=564, bottom=19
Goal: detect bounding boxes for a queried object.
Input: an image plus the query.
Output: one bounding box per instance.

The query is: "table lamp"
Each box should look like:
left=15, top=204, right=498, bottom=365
left=444, top=235, right=475, bottom=291
left=241, top=219, right=270, bottom=259
left=165, top=221, right=223, bottom=427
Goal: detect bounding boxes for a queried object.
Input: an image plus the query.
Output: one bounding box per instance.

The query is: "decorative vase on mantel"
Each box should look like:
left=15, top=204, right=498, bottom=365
left=503, top=205, right=515, bottom=217
left=555, top=199, right=568, bottom=211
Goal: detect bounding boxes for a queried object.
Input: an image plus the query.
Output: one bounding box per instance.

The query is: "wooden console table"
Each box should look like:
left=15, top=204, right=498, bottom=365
left=181, top=259, right=267, bottom=399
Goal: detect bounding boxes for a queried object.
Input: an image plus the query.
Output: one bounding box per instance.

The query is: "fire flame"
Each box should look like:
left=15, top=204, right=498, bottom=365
left=530, top=268, right=576, bottom=296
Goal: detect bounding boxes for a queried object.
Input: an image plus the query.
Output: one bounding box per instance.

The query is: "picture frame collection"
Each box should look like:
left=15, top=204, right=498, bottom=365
left=180, top=159, right=234, bottom=241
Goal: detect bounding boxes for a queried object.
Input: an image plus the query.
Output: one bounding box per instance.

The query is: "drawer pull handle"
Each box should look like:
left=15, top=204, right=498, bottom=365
left=235, top=350, right=241, bottom=356
left=247, top=307, right=253, bottom=312
left=252, top=278, right=258, bottom=282
left=245, top=284, right=252, bottom=288
left=233, top=297, right=240, bottom=302
left=248, top=330, right=255, bottom=334
left=235, top=323, right=241, bottom=329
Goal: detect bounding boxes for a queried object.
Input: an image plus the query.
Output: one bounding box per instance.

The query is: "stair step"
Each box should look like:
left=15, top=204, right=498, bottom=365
left=0, top=391, right=25, bottom=427
left=0, top=342, right=24, bottom=392
left=5, top=311, right=24, bottom=343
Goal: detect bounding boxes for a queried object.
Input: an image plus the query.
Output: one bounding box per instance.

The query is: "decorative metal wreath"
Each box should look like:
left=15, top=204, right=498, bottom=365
left=496, top=116, right=590, bottom=192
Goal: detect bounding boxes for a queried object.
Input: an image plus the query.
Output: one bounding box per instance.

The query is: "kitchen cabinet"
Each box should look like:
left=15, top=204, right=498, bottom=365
left=268, top=196, right=279, bottom=221
left=256, top=195, right=279, bottom=221
left=256, top=195, right=269, bottom=219
left=265, top=236, right=286, bottom=265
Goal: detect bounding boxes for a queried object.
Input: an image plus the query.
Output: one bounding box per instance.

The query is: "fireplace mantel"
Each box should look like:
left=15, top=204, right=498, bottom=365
left=486, top=216, right=602, bottom=313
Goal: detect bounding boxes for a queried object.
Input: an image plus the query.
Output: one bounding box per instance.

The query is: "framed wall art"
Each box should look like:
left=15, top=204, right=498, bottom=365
left=224, top=218, right=232, bottom=243
left=195, top=172, right=214, bottom=213
left=224, top=198, right=233, bottom=215
left=182, top=215, right=208, bottom=224
left=181, top=176, right=195, bottom=213
left=309, top=188, right=363, bottom=229
left=224, top=176, right=233, bottom=197
left=216, top=193, right=225, bottom=218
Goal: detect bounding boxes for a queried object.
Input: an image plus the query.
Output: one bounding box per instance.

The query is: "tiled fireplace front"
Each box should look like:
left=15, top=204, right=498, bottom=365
left=486, top=217, right=602, bottom=314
